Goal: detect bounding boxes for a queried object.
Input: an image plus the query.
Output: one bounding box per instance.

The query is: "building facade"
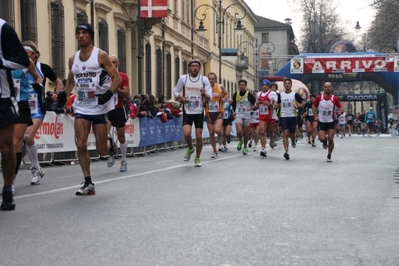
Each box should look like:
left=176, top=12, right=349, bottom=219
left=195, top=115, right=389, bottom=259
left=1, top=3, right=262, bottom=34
left=0, top=0, right=258, bottom=98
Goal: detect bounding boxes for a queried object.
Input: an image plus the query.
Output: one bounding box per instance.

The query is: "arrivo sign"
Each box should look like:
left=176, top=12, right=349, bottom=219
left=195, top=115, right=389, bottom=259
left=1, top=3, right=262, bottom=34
left=303, top=57, right=394, bottom=73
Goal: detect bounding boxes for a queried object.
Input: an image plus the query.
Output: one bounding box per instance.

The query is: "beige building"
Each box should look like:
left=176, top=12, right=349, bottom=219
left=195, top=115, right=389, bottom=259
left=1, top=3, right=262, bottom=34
left=0, top=0, right=258, bottom=98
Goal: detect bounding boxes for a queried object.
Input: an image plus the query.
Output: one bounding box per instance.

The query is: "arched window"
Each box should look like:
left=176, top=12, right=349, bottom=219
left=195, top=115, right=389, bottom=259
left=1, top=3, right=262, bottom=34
left=20, top=0, right=37, bottom=43
left=117, top=29, right=126, bottom=73
left=51, top=0, right=65, bottom=79
left=183, top=60, right=188, bottom=74
left=98, top=20, right=109, bottom=53
left=145, top=43, right=152, bottom=94
left=77, top=11, right=88, bottom=25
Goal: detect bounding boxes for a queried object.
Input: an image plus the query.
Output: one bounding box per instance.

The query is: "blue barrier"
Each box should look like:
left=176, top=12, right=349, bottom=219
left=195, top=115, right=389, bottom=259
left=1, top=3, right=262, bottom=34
left=139, top=116, right=183, bottom=147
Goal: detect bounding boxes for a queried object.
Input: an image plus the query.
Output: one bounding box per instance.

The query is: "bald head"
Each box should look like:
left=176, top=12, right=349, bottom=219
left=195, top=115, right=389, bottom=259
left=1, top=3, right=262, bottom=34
left=109, top=55, right=120, bottom=69
left=323, top=82, right=333, bottom=95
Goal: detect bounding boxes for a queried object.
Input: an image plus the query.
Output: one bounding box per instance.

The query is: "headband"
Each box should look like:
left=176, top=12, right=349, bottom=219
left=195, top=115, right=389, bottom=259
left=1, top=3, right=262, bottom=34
left=23, top=46, right=36, bottom=54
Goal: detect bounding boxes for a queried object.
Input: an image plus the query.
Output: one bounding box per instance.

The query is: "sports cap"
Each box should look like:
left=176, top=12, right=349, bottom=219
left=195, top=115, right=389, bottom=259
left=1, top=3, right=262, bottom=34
left=76, top=22, right=95, bottom=39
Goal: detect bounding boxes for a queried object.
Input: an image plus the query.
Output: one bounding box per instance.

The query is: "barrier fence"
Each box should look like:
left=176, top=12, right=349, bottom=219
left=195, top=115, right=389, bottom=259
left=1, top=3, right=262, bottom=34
left=26, top=112, right=238, bottom=164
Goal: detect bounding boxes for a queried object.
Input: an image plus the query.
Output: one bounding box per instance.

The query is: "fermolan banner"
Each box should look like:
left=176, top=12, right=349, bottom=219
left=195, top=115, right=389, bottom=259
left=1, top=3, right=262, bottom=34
left=34, top=112, right=140, bottom=153
left=303, top=56, right=395, bottom=74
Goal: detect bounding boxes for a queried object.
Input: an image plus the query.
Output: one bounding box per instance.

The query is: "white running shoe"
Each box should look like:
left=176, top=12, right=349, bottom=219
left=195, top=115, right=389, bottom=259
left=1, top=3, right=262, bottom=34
left=211, top=152, right=218, bottom=159
left=30, top=167, right=45, bottom=185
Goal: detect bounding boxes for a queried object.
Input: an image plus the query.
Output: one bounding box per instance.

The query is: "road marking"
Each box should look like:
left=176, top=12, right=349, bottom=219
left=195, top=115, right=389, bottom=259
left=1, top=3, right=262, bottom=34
left=15, top=153, right=244, bottom=200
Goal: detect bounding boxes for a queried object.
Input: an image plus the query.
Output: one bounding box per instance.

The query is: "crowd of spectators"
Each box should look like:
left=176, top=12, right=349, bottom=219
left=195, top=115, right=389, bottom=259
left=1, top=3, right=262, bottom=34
left=45, top=83, right=183, bottom=123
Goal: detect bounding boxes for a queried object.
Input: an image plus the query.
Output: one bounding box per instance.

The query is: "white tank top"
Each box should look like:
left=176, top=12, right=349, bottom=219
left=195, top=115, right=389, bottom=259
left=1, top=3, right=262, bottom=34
left=183, top=74, right=204, bottom=115
left=318, top=94, right=335, bottom=123
left=280, top=91, right=297, bottom=118
left=71, top=47, right=114, bottom=115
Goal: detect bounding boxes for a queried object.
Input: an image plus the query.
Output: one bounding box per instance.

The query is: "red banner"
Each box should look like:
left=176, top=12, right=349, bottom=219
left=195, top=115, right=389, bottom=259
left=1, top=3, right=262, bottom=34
left=303, top=56, right=394, bottom=74
left=141, top=0, right=168, bottom=18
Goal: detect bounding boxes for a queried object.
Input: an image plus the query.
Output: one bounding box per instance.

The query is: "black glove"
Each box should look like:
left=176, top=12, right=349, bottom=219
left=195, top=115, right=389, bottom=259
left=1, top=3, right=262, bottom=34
left=32, top=83, right=43, bottom=93
left=97, top=90, right=114, bottom=105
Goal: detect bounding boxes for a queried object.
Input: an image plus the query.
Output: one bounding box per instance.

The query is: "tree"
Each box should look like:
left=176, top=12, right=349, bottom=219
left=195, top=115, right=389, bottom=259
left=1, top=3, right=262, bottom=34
left=366, top=0, right=399, bottom=52
left=293, top=0, right=347, bottom=53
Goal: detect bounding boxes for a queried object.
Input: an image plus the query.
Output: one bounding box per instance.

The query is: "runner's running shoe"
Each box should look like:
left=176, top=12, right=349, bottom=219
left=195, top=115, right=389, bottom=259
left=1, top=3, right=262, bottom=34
left=237, top=140, right=243, bottom=151
left=194, top=158, right=201, bottom=167
left=222, top=147, right=228, bottom=152
left=242, top=148, right=247, bottom=155
left=211, top=152, right=218, bottom=159
left=291, top=139, right=296, bottom=148
left=120, top=160, right=127, bottom=172
left=1, top=191, right=15, bottom=211
left=107, top=155, right=116, bottom=167
left=326, top=155, right=332, bottom=162
left=76, top=182, right=96, bottom=196
left=269, top=141, right=276, bottom=149
left=30, top=167, right=45, bottom=185
left=248, top=141, right=252, bottom=148
left=322, top=140, right=328, bottom=150
left=183, top=148, right=195, bottom=162
left=260, top=150, right=267, bottom=157
left=226, top=137, right=231, bottom=144
left=284, top=152, right=290, bottom=160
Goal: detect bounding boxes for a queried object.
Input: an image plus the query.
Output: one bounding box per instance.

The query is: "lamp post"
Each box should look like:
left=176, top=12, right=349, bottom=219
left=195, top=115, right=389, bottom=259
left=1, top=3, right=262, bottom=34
left=237, top=39, right=275, bottom=90
left=195, top=0, right=246, bottom=84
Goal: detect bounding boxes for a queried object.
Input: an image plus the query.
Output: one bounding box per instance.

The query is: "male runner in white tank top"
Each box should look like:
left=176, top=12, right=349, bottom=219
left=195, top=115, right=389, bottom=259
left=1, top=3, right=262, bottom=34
left=312, top=82, right=342, bottom=162
left=173, top=59, right=212, bottom=167
left=65, top=22, right=121, bottom=195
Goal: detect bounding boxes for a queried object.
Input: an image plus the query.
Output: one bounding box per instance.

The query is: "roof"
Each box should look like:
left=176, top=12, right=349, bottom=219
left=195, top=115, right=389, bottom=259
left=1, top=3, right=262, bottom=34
left=254, top=15, right=290, bottom=28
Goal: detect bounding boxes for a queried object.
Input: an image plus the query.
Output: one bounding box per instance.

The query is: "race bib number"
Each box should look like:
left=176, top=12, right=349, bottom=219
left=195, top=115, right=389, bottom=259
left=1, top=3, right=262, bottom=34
left=259, top=105, right=269, bottom=115
left=282, top=99, right=292, bottom=109
left=187, top=96, right=201, bottom=110
left=320, top=107, right=333, bottom=117
left=308, top=109, right=313, bottom=116
left=237, top=104, right=247, bottom=113
left=223, top=110, right=229, bottom=119
left=208, top=101, right=219, bottom=112
left=13, top=78, right=21, bottom=102
left=29, top=93, right=38, bottom=114
left=77, top=90, right=96, bottom=103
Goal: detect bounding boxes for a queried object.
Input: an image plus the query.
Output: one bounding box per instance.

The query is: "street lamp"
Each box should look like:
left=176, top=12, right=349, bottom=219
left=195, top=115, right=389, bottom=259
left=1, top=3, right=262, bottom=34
left=237, top=40, right=276, bottom=90
left=195, top=0, right=246, bottom=84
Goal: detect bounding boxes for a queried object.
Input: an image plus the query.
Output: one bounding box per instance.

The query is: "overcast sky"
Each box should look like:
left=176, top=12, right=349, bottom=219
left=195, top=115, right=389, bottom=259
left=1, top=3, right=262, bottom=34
left=244, top=0, right=376, bottom=40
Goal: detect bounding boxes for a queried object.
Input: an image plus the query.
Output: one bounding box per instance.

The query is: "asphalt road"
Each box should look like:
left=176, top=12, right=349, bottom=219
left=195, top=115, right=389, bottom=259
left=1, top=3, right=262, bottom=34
left=1, top=134, right=398, bottom=266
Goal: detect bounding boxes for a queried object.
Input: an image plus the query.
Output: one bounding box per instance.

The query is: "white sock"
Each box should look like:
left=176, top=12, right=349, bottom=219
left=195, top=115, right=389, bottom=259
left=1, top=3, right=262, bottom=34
left=120, top=142, right=127, bottom=161
left=28, top=144, right=39, bottom=168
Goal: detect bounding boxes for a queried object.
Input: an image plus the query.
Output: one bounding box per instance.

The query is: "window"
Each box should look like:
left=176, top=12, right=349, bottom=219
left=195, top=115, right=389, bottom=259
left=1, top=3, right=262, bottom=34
left=51, top=1, right=65, bottom=79
left=0, top=0, right=15, bottom=27
left=98, top=20, right=109, bottom=53
left=166, top=53, right=172, bottom=99
left=20, top=0, right=37, bottom=43
left=262, top=33, right=269, bottom=43
left=156, top=48, right=162, bottom=97
left=145, top=43, right=152, bottom=94
left=117, top=29, right=126, bottom=73
left=182, top=60, right=187, bottom=74
left=77, top=11, right=88, bottom=25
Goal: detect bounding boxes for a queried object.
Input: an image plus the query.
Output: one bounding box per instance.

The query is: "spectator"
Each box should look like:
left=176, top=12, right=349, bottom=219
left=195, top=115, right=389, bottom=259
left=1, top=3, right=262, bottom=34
left=165, top=99, right=182, bottom=118
left=148, top=94, right=159, bottom=118
left=137, top=94, right=149, bottom=118
left=129, top=95, right=141, bottom=119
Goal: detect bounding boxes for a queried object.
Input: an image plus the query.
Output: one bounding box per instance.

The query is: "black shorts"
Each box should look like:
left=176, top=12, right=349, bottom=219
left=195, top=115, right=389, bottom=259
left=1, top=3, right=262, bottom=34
left=305, top=116, right=315, bottom=123
left=280, top=117, right=297, bottom=134
left=0, top=97, right=18, bottom=128
left=15, top=101, right=33, bottom=126
left=296, top=115, right=304, bottom=127
left=318, top=121, right=336, bottom=131
left=108, top=107, right=127, bottom=127
left=223, top=117, right=232, bottom=127
left=205, top=112, right=223, bottom=124
left=75, top=113, right=107, bottom=125
left=367, top=122, right=374, bottom=129
left=182, top=110, right=204, bottom=129
left=347, top=120, right=353, bottom=125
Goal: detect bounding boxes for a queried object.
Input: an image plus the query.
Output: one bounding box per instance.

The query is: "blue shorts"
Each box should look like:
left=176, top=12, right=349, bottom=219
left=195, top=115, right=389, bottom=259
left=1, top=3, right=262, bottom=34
left=339, top=123, right=346, bottom=128
left=75, top=113, right=107, bottom=125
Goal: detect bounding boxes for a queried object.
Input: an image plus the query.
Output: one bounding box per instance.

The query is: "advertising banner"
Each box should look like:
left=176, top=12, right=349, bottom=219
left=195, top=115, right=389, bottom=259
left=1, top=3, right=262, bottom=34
left=34, top=112, right=141, bottom=153
left=303, top=56, right=394, bottom=74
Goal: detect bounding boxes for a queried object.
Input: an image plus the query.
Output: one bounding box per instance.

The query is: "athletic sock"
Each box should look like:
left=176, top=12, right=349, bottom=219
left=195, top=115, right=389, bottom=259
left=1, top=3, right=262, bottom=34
left=120, top=141, right=127, bottom=161
left=27, top=144, right=39, bottom=168
left=84, top=176, right=92, bottom=184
